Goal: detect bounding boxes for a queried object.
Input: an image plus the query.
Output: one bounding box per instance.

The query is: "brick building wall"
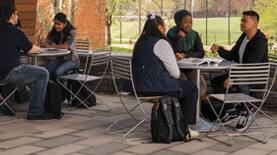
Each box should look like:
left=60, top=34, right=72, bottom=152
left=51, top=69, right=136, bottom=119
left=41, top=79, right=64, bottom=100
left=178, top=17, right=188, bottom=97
left=73, top=0, right=106, bottom=49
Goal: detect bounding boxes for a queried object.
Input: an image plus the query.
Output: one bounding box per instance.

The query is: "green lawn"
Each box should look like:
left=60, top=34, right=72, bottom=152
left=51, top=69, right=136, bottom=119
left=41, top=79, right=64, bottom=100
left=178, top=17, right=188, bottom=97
left=112, top=17, right=242, bottom=45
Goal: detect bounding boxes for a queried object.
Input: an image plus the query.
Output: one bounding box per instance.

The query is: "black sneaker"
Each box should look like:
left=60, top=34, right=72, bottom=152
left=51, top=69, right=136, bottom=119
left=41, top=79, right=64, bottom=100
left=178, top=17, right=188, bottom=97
left=27, top=113, right=56, bottom=120
left=220, top=107, right=239, bottom=124
left=235, top=111, right=250, bottom=132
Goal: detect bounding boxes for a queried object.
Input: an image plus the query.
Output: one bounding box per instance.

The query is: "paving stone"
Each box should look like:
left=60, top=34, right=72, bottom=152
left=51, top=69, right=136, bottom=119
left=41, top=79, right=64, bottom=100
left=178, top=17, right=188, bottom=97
left=169, top=141, right=214, bottom=154
left=110, top=152, right=136, bottom=155
left=77, top=135, right=121, bottom=146
left=0, top=136, right=41, bottom=149
left=209, top=139, right=255, bottom=153
left=37, top=143, right=89, bottom=155
left=248, top=139, right=277, bottom=151
left=151, top=150, right=186, bottom=155
left=32, top=128, right=77, bottom=139
left=268, top=150, right=277, bottom=155
left=34, top=135, right=84, bottom=148
left=190, top=149, right=227, bottom=155
left=0, top=121, right=33, bottom=132
left=80, top=142, right=132, bottom=155
left=0, top=130, right=28, bottom=140
left=0, top=145, right=45, bottom=155
left=229, top=148, right=269, bottom=155
left=125, top=143, right=170, bottom=154
left=68, top=153, right=86, bottom=155
left=71, top=127, right=106, bottom=137
left=66, top=120, right=110, bottom=130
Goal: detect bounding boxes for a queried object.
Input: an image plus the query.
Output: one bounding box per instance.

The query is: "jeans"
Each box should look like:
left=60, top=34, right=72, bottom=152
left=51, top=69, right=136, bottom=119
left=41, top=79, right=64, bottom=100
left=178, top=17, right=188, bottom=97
left=47, top=58, right=79, bottom=80
left=3, top=65, right=49, bottom=115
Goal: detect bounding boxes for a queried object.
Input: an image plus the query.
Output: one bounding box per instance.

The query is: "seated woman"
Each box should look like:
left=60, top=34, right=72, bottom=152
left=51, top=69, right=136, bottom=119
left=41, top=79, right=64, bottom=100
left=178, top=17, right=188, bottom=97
left=167, top=10, right=207, bottom=99
left=45, top=12, right=79, bottom=80
left=132, top=13, right=199, bottom=138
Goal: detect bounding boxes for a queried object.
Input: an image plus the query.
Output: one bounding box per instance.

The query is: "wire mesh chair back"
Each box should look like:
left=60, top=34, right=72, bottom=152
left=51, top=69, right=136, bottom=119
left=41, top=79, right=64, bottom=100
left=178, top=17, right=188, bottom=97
left=83, top=48, right=111, bottom=76
left=269, top=54, right=277, bottom=63
left=227, top=63, right=270, bottom=100
left=111, top=56, right=131, bottom=81
left=76, top=39, right=90, bottom=52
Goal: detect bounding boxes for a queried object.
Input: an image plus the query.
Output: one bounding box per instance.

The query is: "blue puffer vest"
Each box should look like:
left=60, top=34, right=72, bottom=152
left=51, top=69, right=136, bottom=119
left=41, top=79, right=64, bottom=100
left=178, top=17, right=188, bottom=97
left=132, top=37, right=180, bottom=93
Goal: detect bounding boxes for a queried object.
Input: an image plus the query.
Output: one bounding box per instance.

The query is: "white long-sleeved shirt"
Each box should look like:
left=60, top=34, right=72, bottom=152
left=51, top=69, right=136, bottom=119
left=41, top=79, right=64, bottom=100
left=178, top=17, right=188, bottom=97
left=153, top=39, right=180, bottom=79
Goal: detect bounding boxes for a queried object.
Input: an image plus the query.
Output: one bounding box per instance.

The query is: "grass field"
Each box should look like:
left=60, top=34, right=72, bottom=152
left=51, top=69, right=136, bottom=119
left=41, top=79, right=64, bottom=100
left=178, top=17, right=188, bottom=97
left=112, top=17, right=242, bottom=45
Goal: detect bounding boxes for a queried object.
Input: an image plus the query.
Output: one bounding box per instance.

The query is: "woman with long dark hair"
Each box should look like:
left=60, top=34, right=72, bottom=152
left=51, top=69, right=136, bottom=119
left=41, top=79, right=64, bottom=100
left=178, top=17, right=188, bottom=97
left=45, top=12, right=79, bottom=80
left=132, top=13, right=199, bottom=138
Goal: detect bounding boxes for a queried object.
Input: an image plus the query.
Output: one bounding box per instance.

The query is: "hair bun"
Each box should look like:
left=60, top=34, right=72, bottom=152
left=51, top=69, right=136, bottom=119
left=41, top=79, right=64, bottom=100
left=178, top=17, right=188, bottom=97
left=147, top=12, right=157, bottom=20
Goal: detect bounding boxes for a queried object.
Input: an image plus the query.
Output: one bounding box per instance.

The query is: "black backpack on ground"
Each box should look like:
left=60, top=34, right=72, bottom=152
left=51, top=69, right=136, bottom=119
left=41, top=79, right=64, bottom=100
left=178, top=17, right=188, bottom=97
left=151, top=96, right=190, bottom=143
left=67, top=80, right=96, bottom=108
left=44, top=81, right=64, bottom=119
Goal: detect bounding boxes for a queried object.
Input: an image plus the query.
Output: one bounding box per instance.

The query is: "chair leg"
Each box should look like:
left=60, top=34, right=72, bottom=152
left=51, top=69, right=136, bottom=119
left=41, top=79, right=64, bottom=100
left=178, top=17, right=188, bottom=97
left=57, top=79, right=95, bottom=116
left=247, top=101, right=277, bottom=129
left=205, top=97, right=235, bottom=146
left=0, top=87, right=19, bottom=116
left=123, top=118, right=147, bottom=138
left=242, top=103, right=267, bottom=144
left=76, top=81, right=111, bottom=112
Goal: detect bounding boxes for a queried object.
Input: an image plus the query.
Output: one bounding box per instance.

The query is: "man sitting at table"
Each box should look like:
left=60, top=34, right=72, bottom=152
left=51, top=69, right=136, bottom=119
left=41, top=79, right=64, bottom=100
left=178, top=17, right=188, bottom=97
left=210, top=10, right=268, bottom=131
left=0, top=5, right=54, bottom=120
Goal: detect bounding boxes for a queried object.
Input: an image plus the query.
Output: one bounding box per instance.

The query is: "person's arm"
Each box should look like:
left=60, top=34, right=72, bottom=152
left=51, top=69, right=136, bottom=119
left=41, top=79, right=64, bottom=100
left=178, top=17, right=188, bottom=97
left=14, top=29, right=43, bottom=54
left=65, top=30, right=78, bottom=62
left=186, top=32, right=205, bottom=58
left=154, top=39, right=180, bottom=79
left=46, top=44, right=69, bottom=49
left=217, top=46, right=238, bottom=61
left=28, top=45, right=43, bottom=54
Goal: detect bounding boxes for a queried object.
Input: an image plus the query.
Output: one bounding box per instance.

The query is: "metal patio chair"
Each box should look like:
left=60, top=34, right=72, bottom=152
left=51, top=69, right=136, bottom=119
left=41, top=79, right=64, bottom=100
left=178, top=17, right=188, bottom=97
left=105, top=56, right=161, bottom=138
left=57, top=46, right=111, bottom=114
left=206, top=63, right=271, bottom=146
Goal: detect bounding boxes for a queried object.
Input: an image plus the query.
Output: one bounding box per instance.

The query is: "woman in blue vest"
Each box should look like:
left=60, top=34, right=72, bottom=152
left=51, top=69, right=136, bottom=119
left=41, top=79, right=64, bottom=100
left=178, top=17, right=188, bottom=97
left=132, top=13, right=199, bottom=136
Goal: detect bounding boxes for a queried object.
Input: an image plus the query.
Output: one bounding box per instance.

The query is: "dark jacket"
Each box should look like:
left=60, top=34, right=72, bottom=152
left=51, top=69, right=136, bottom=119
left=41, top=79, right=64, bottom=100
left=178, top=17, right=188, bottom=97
left=167, top=27, right=205, bottom=58
left=218, top=29, right=268, bottom=63
left=132, top=37, right=180, bottom=93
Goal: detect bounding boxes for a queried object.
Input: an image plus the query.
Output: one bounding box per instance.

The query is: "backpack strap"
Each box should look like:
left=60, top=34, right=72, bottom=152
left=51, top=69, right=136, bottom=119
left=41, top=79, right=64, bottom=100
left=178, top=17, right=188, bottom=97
left=171, top=97, right=191, bottom=142
left=160, top=96, right=173, bottom=143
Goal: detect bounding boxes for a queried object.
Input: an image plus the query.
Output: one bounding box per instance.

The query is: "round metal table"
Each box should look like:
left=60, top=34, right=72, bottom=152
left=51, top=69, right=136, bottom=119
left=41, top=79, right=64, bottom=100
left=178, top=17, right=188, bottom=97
left=178, top=59, right=234, bottom=131
left=28, top=48, right=71, bottom=65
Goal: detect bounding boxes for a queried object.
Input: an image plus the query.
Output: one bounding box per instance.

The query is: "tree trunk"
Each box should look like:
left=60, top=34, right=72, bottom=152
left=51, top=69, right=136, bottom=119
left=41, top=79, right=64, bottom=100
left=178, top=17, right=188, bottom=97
left=106, top=23, right=112, bottom=45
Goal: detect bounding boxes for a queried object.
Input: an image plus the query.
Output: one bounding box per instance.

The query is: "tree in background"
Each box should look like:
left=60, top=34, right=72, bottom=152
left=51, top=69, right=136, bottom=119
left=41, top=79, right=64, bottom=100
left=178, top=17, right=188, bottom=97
left=255, top=0, right=277, bottom=43
left=106, top=0, right=136, bottom=45
left=106, top=0, right=116, bottom=45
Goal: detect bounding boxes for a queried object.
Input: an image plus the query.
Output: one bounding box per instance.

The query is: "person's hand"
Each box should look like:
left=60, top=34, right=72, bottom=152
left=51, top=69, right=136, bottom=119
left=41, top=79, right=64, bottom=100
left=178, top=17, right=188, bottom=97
left=224, top=79, right=233, bottom=89
left=28, top=45, right=44, bottom=54
left=177, top=30, right=186, bottom=37
left=176, top=52, right=185, bottom=61
left=210, top=44, right=220, bottom=53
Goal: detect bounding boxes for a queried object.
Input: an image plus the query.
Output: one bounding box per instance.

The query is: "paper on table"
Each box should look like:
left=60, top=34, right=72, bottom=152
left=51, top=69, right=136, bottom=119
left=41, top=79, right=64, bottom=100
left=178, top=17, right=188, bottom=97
left=41, top=48, right=68, bottom=53
left=178, top=57, right=224, bottom=66
left=178, top=58, right=207, bottom=65
left=204, top=57, right=223, bottom=64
